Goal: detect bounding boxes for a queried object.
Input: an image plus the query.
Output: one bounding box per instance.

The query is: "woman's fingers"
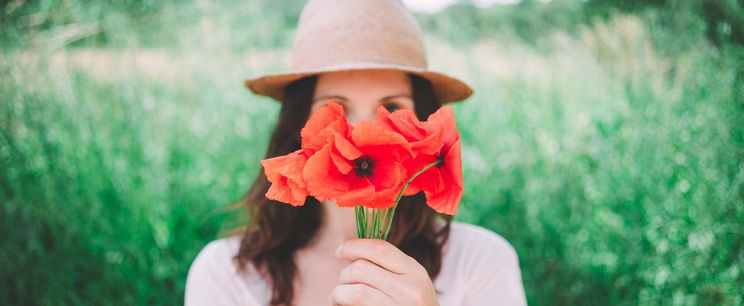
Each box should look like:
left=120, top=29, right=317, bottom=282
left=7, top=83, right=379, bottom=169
left=338, top=259, right=398, bottom=295
left=330, top=283, right=391, bottom=306
left=333, top=239, right=440, bottom=306
left=335, top=239, right=417, bottom=275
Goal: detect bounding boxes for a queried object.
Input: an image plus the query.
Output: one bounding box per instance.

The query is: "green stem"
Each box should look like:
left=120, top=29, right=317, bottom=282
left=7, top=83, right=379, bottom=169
left=363, top=207, right=369, bottom=238
left=371, top=208, right=378, bottom=238
left=354, top=159, right=442, bottom=239
left=381, top=159, right=442, bottom=240
left=355, top=206, right=363, bottom=237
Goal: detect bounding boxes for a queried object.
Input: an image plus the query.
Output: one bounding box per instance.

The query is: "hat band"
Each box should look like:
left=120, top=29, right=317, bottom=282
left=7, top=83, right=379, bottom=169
left=289, top=61, right=427, bottom=75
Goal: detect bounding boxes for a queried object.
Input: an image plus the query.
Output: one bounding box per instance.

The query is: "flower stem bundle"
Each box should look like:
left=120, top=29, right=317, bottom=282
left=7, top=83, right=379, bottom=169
left=355, top=160, right=442, bottom=240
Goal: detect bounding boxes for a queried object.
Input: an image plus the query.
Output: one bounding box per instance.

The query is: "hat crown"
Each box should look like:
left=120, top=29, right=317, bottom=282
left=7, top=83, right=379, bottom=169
left=291, top=0, right=427, bottom=71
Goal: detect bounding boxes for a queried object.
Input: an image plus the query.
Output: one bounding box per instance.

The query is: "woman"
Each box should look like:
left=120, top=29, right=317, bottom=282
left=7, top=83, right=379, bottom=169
left=185, top=0, right=527, bottom=305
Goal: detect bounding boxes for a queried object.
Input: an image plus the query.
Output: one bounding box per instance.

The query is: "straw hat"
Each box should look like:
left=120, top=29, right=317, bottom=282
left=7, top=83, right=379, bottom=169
left=244, top=0, right=473, bottom=103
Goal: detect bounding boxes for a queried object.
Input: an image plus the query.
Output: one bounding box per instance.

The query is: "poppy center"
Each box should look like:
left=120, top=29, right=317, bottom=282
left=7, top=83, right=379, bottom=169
left=354, top=156, right=375, bottom=177
left=437, top=154, right=445, bottom=167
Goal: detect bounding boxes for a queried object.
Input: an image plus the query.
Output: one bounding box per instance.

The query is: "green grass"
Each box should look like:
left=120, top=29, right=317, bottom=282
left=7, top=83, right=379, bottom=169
left=1, top=1, right=743, bottom=305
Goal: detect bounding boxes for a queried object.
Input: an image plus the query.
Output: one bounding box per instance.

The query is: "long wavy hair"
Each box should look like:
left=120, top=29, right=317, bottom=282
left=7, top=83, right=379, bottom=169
left=234, top=73, right=453, bottom=305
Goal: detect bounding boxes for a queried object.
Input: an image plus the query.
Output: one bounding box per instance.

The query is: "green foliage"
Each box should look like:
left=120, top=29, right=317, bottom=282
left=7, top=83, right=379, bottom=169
left=416, top=0, right=586, bottom=48
left=0, top=59, right=271, bottom=304
left=583, top=0, right=744, bottom=46
left=453, top=18, right=744, bottom=303
left=1, top=0, right=742, bottom=305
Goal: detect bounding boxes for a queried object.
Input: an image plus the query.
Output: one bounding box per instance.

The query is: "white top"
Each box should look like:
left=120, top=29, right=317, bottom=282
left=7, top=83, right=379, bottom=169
left=185, top=222, right=527, bottom=305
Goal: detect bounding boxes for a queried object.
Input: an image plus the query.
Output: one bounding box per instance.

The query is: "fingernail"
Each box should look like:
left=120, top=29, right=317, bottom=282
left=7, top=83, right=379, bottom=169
left=335, top=244, right=343, bottom=257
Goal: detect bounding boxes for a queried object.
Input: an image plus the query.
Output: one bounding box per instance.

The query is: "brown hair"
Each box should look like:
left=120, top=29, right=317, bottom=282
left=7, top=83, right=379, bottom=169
left=234, top=73, right=452, bottom=305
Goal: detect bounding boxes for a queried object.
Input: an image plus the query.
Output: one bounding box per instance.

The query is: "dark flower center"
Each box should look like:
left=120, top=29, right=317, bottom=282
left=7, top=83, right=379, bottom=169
left=437, top=153, right=446, bottom=167
left=354, top=155, right=375, bottom=177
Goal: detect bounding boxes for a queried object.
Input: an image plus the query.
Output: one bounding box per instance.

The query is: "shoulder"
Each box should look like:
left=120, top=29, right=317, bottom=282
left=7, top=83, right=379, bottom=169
left=192, top=236, right=242, bottom=264
left=436, top=222, right=527, bottom=305
left=187, top=236, right=243, bottom=283
left=185, top=236, right=268, bottom=306
left=447, top=221, right=519, bottom=264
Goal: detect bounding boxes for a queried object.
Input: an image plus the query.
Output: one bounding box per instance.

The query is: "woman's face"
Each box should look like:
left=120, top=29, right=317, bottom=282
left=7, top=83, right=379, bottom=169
left=311, top=69, right=414, bottom=125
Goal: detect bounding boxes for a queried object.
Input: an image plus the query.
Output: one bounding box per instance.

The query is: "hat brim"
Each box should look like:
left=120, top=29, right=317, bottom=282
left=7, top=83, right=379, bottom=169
left=244, top=63, right=472, bottom=104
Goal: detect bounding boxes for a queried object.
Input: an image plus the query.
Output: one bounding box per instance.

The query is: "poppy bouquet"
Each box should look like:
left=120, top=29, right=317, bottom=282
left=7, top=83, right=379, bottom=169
left=261, top=102, right=462, bottom=240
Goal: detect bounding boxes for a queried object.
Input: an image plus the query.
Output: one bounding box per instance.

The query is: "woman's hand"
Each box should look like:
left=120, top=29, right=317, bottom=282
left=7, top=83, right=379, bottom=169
left=330, top=239, right=439, bottom=306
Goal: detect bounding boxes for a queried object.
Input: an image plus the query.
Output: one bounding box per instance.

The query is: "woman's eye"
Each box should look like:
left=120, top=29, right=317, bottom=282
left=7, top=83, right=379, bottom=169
left=383, top=103, right=401, bottom=112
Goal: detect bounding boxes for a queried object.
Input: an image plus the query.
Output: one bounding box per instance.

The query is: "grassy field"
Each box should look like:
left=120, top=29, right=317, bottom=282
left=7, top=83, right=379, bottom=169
left=1, top=0, right=743, bottom=305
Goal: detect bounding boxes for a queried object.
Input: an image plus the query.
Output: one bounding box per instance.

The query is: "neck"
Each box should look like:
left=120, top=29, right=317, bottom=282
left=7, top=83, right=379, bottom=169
left=306, top=200, right=358, bottom=253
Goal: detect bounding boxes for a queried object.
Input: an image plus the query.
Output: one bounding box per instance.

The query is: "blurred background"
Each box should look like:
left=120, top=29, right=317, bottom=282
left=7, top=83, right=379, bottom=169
left=1, top=0, right=743, bottom=304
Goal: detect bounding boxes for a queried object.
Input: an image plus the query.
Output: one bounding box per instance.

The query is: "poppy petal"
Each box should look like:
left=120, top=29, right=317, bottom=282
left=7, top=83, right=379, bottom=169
left=266, top=181, right=304, bottom=206
left=333, top=131, right=363, bottom=160
left=351, top=121, right=411, bottom=153
left=304, top=144, right=365, bottom=200
left=426, top=106, right=458, bottom=146
left=424, top=139, right=463, bottom=215
left=301, top=102, right=350, bottom=154
left=377, top=106, right=442, bottom=156
left=335, top=181, right=376, bottom=207
left=261, top=150, right=309, bottom=206
left=330, top=148, right=354, bottom=174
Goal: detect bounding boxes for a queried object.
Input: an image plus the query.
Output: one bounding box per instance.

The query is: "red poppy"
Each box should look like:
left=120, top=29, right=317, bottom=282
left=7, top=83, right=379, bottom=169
left=375, top=107, right=442, bottom=196
left=302, top=120, right=414, bottom=208
left=376, top=107, right=443, bottom=156
left=261, top=150, right=309, bottom=206
left=263, top=102, right=462, bottom=215
left=376, top=106, right=463, bottom=215
left=300, top=101, right=351, bottom=155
